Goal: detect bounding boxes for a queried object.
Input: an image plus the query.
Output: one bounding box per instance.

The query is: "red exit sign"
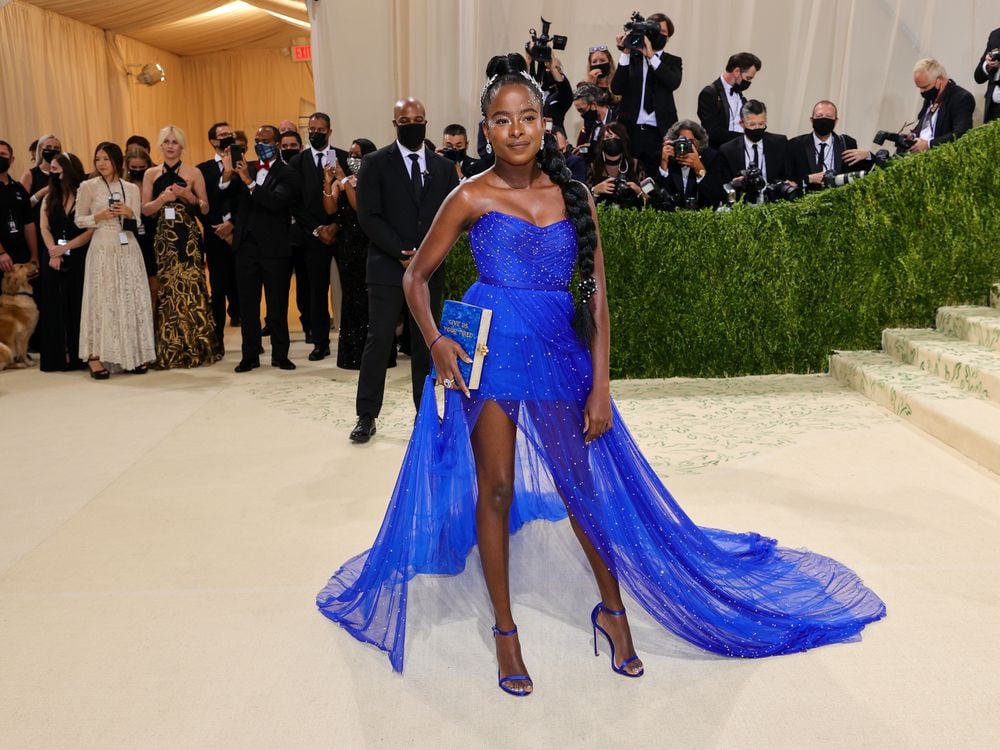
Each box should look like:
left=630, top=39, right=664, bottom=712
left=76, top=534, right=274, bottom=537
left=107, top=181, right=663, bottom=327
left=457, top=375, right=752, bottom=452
left=292, top=44, right=312, bottom=62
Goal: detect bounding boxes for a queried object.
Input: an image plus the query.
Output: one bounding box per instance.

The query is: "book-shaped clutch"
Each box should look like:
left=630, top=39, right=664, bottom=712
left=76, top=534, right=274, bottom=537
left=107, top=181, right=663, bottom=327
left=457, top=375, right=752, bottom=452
left=440, top=300, right=493, bottom=390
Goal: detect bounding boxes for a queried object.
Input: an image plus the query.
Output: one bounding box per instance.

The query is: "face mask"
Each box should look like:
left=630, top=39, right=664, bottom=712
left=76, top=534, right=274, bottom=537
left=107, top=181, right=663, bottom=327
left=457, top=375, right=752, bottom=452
left=581, top=108, right=598, bottom=125
left=218, top=136, right=235, bottom=151
left=603, top=139, right=624, bottom=157
left=255, top=142, right=278, bottom=162
left=280, top=148, right=299, bottom=163
left=921, top=87, right=938, bottom=103
left=744, top=127, right=766, bottom=143
left=396, top=122, right=426, bottom=151
left=591, top=63, right=611, bottom=79
left=42, top=148, right=60, bottom=162
left=812, top=117, right=836, bottom=137
left=308, top=132, right=329, bottom=150
left=0, top=156, right=9, bottom=174
left=650, top=34, right=667, bottom=52
left=734, top=78, right=752, bottom=93
left=128, top=168, right=146, bottom=182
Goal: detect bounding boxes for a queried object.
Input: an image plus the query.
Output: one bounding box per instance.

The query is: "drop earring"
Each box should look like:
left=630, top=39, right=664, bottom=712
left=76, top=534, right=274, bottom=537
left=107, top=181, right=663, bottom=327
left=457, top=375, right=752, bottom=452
left=486, top=141, right=493, bottom=154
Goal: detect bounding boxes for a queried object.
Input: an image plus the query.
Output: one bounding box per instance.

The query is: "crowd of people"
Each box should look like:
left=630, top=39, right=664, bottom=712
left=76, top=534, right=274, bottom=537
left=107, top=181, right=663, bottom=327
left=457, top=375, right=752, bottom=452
left=1, top=15, right=997, bottom=381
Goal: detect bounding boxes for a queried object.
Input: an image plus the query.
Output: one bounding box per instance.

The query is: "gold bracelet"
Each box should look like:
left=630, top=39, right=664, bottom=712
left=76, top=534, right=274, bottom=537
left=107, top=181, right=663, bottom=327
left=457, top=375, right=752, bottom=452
left=322, top=189, right=335, bottom=198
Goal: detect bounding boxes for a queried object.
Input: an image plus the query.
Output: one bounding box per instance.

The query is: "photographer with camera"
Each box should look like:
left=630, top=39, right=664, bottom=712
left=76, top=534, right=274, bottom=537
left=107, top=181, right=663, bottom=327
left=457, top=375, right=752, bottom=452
left=524, top=19, right=573, bottom=131
left=572, top=83, right=617, bottom=153
left=973, top=27, right=1000, bottom=123
left=717, top=100, right=797, bottom=204
left=908, top=58, right=975, bottom=154
left=651, top=120, right=724, bottom=209
left=610, top=12, right=682, bottom=178
left=438, top=124, right=485, bottom=179
left=697, top=53, right=763, bottom=149
left=789, top=100, right=870, bottom=189
left=588, top=122, right=645, bottom=209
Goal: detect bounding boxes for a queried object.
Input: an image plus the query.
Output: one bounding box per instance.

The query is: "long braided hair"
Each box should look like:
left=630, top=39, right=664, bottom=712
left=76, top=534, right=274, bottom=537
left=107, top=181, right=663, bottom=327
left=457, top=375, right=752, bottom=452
left=481, top=53, right=599, bottom=342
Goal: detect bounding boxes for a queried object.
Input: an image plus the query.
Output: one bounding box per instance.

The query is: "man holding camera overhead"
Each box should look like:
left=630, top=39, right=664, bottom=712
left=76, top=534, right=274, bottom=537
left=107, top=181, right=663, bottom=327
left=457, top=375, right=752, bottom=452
left=973, top=27, right=1000, bottom=123
left=610, top=12, right=682, bottom=177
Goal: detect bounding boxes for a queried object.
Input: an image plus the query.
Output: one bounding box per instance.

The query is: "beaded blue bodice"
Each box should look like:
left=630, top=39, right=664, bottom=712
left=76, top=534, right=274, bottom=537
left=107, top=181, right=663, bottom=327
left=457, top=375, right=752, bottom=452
left=466, top=211, right=577, bottom=291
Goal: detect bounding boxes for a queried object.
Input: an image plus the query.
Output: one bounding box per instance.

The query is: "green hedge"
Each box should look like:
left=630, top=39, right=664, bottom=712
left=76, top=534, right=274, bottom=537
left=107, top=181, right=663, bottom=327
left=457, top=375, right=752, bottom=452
left=444, top=121, right=1000, bottom=378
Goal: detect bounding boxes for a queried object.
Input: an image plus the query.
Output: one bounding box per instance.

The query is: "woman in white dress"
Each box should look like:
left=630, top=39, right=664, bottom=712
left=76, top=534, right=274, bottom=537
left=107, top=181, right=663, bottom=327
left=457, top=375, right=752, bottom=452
left=76, top=142, right=155, bottom=379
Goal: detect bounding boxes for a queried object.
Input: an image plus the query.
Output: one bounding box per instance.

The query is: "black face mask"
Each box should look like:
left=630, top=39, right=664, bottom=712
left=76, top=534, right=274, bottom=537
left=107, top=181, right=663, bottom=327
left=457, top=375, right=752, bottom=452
left=280, top=148, right=299, bottom=163
left=0, top=156, right=9, bottom=174
left=921, top=87, right=938, bottom=103
left=217, top=136, right=235, bottom=151
left=744, top=127, right=766, bottom=143
left=734, top=78, right=752, bottom=93
left=603, top=139, right=624, bottom=157
left=580, top=108, right=598, bottom=126
left=650, top=33, right=667, bottom=52
left=308, top=132, right=329, bottom=150
left=42, top=148, right=60, bottom=163
left=397, top=122, right=426, bottom=151
left=812, top=117, right=836, bottom=137
left=590, top=63, right=611, bottom=79
left=128, top=168, right=146, bottom=182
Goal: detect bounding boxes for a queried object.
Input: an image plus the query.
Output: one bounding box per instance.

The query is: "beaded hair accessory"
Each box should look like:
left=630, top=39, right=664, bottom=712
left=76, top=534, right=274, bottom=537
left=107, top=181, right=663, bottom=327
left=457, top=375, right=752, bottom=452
left=480, top=70, right=543, bottom=104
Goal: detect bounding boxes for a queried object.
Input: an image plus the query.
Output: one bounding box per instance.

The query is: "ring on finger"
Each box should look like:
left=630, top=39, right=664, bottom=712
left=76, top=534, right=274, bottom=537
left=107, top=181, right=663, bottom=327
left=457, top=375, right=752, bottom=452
left=443, top=378, right=455, bottom=389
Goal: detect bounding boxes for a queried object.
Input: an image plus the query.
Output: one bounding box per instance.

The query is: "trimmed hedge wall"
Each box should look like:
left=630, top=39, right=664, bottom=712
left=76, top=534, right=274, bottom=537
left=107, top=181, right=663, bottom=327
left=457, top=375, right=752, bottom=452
left=444, top=121, right=1000, bottom=378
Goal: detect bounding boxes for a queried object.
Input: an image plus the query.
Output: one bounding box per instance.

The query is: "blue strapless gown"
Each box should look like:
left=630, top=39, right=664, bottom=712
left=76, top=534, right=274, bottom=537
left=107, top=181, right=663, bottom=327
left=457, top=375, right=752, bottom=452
left=317, top=211, right=885, bottom=672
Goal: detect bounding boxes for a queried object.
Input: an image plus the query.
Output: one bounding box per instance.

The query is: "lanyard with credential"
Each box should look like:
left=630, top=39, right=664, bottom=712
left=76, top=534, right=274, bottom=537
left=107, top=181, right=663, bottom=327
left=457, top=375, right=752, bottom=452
left=102, top=178, right=130, bottom=245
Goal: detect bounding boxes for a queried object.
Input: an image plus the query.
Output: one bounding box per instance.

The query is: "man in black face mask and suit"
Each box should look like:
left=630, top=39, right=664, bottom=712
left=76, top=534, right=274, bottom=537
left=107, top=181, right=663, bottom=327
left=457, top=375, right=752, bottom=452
left=789, top=100, right=870, bottom=188
left=288, top=112, right=349, bottom=361
left=349, top=97, right=460, bottom=443
left=697, top=53, right=762, bottom=149
left=908, top=58, right=975, bottom=154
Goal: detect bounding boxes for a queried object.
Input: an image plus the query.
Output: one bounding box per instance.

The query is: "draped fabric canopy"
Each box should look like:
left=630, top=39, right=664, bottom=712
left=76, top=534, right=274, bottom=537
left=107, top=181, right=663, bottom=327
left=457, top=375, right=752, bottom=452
left=311, top=1, right=998, bottom=152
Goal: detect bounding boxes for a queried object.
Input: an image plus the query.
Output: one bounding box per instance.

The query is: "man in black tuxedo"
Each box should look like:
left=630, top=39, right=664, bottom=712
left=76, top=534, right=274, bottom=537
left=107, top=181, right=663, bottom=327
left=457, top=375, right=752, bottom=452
left=226, top=124, right=301, bottom=373
left=717, top=100, right=793, bottom=196
left=196, top=121, right=241, bottom=347
left=279, top=129, right=311, bottom=344
left=788, top=100, right=869, bottom=188
left=438, top=124, right=485, bottom=179
left=287, top=112, right=349, bottom=362
left=697, top=53, right=762, bottom=149
left=350, top=97, right=460, bottom=443
left=610, top=12, right=682, bottom=178
left=651, top=120, right=725, bottom=209
left=909, top=58, right=975, bottom=153
left=973, top=29, right=1000, bottom=123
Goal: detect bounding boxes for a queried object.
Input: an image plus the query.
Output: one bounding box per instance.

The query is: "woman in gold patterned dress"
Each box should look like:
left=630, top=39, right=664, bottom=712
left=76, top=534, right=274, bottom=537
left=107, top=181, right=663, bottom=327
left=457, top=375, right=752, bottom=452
left=141, top=125, right=222, bottom=369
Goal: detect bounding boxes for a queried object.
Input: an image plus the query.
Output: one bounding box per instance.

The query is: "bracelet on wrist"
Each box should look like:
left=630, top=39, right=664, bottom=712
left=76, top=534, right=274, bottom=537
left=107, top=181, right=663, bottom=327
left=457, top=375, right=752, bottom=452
left=429, top=333, right=445, bottom=351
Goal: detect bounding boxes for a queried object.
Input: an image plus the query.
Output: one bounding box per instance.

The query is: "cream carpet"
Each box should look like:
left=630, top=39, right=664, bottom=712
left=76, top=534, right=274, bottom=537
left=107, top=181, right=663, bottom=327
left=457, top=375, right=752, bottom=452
left=2, top=333, right=999, bottom=750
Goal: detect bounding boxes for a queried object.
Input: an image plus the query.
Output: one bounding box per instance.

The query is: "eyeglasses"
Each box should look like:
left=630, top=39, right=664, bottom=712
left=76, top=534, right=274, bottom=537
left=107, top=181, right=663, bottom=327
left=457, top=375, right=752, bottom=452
left=589, top=45, right=609, bottom=53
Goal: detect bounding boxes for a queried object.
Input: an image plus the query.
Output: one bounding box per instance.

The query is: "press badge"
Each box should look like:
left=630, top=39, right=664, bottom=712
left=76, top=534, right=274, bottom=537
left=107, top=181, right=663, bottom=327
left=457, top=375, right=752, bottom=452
left=119, top=231, right=130, bottom=245
left=164, top=207, right=176, bottom=221
left=8, top=218, right=18, bottom=234
left=137, top=223, right=146, bottom=236
left=57, top=238, right=68, bottom=246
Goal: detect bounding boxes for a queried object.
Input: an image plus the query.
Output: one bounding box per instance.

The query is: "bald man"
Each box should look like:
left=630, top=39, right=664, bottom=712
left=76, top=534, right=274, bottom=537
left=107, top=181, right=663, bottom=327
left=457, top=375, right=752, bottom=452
left=350, top=97, right=460, bottom=443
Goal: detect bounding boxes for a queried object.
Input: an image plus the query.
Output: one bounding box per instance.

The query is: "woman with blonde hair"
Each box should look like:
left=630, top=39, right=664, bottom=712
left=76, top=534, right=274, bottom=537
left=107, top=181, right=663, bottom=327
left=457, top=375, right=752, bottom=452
left=141, top=125, right=221, bottom=368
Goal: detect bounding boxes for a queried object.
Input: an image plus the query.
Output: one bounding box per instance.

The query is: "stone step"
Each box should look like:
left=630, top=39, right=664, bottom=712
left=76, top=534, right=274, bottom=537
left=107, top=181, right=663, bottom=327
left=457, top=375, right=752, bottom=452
left=882, top=328, right=1000, bottom=405
left=936, top=306, right=1000, bottom=353
left=829, top=350, right=1000, bottom=475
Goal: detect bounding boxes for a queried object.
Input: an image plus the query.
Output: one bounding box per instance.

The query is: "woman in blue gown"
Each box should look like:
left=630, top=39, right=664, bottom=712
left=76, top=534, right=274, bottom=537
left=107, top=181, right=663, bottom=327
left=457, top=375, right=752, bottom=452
left=317, top=55, right=885, bottom=696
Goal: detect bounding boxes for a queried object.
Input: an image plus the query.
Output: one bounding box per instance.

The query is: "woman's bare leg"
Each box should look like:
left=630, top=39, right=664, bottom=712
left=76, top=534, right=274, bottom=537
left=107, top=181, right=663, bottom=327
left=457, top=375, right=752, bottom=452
left=470, top=400, right=531, bottom=693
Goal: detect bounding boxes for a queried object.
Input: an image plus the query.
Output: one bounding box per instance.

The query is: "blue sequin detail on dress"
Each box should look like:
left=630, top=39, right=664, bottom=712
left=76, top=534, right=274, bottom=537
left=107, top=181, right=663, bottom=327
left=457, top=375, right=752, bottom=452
left=317, top=211, right=885, bottom=672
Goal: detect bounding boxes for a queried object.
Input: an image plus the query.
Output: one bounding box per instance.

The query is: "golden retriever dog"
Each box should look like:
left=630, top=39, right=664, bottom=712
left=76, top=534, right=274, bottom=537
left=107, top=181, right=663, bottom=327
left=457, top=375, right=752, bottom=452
left=0, top=263, right=40, bottom=370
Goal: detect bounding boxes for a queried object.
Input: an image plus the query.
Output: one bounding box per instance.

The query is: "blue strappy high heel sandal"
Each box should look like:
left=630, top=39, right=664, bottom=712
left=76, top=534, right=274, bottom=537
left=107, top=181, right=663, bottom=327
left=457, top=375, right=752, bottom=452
left=591, top=603, right=644, bottom=678
left=491, top=625, right=533, bottom=697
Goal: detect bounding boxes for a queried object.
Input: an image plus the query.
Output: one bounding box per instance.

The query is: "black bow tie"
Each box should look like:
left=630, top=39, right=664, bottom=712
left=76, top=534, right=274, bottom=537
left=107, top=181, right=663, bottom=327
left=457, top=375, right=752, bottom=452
left=730, top=87, right=739, bottom=97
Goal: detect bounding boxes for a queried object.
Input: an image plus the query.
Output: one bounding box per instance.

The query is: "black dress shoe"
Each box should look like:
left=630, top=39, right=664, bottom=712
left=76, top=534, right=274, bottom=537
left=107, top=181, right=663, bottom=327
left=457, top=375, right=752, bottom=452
left=271, top=358, right=297, bottom=370
left=234, top=359, right=260, bottom=373
left=308, top=345, right=331, bottom=362
left=350, top=415, right=376, bottom=443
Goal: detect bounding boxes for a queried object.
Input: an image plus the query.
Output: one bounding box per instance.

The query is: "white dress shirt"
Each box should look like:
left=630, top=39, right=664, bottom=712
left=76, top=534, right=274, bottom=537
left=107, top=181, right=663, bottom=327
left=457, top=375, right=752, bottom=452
left=813, top=133, right=835, bottom=172
left=397, top=140, right=427, bottom=183
left=722, top=75, right=745, bottom=133
left=619, top=51, right=663, bottom=128
left=985, top=60, right=1000, bottom=104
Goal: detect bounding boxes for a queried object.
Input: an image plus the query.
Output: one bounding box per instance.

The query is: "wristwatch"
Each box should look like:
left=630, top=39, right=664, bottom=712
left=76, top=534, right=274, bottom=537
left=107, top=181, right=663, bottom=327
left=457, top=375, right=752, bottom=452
left=696, top=168, right=707, bottom=179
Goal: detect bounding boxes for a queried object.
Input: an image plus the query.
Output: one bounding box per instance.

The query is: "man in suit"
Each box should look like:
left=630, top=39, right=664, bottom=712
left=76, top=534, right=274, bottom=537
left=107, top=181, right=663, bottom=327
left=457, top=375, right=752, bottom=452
left=651, top=120, right=725, bottom=209
left=572, top=83, right=618, bottom=155
left=788, top=100, right=869, bottom=188
left=225, top=124, right=301, bottom=373
left=909, top=58, right=975, bottom=153
left=973, top=29, right=1000, bottom=123
left=287, top=112, right=349, bottom=362
left=279, top=129, right=311, bottom=344
left=717, top=100, right=793, bottom=197
left=196, top=121, right=241, bottom=346
left=610, top=12, right=682, bottom=178
left=350, top=97, right=460, bottom=443
left=697, top=52, right=762, bottom=150
left=438, top=124, right=485, bottom=180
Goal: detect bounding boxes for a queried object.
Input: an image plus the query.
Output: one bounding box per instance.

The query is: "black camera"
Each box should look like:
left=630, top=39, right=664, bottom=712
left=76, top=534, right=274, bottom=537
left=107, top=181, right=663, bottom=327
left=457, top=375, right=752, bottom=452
left=671, top=136, right=694, bottom=156
left=822, top=170, right=868, bottom=188
left=639, top=177, right=683, bottom=211
left=988, top=48, right=1000, bottom=63
left=440, top=147, right=463, bottom=163
left=762, top=181, right=803, bottom=202
left=622, top=11, right=662, bottom=52
left=873, top=129, right=917, bottom=154
left=730, top=165, right=766, bottom=194
left=527, top=17, right=567, bottom=63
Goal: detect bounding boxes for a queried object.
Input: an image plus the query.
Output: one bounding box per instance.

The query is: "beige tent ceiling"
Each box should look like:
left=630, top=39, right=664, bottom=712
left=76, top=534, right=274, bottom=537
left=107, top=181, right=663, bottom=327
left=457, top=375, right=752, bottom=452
left=23, top=0, right=310, bottom=56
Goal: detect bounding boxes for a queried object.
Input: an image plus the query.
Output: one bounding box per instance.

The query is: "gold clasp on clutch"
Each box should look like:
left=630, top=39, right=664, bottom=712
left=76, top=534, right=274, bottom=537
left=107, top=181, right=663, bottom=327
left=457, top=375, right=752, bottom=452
left=477, top=344, right=489, bottom=357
